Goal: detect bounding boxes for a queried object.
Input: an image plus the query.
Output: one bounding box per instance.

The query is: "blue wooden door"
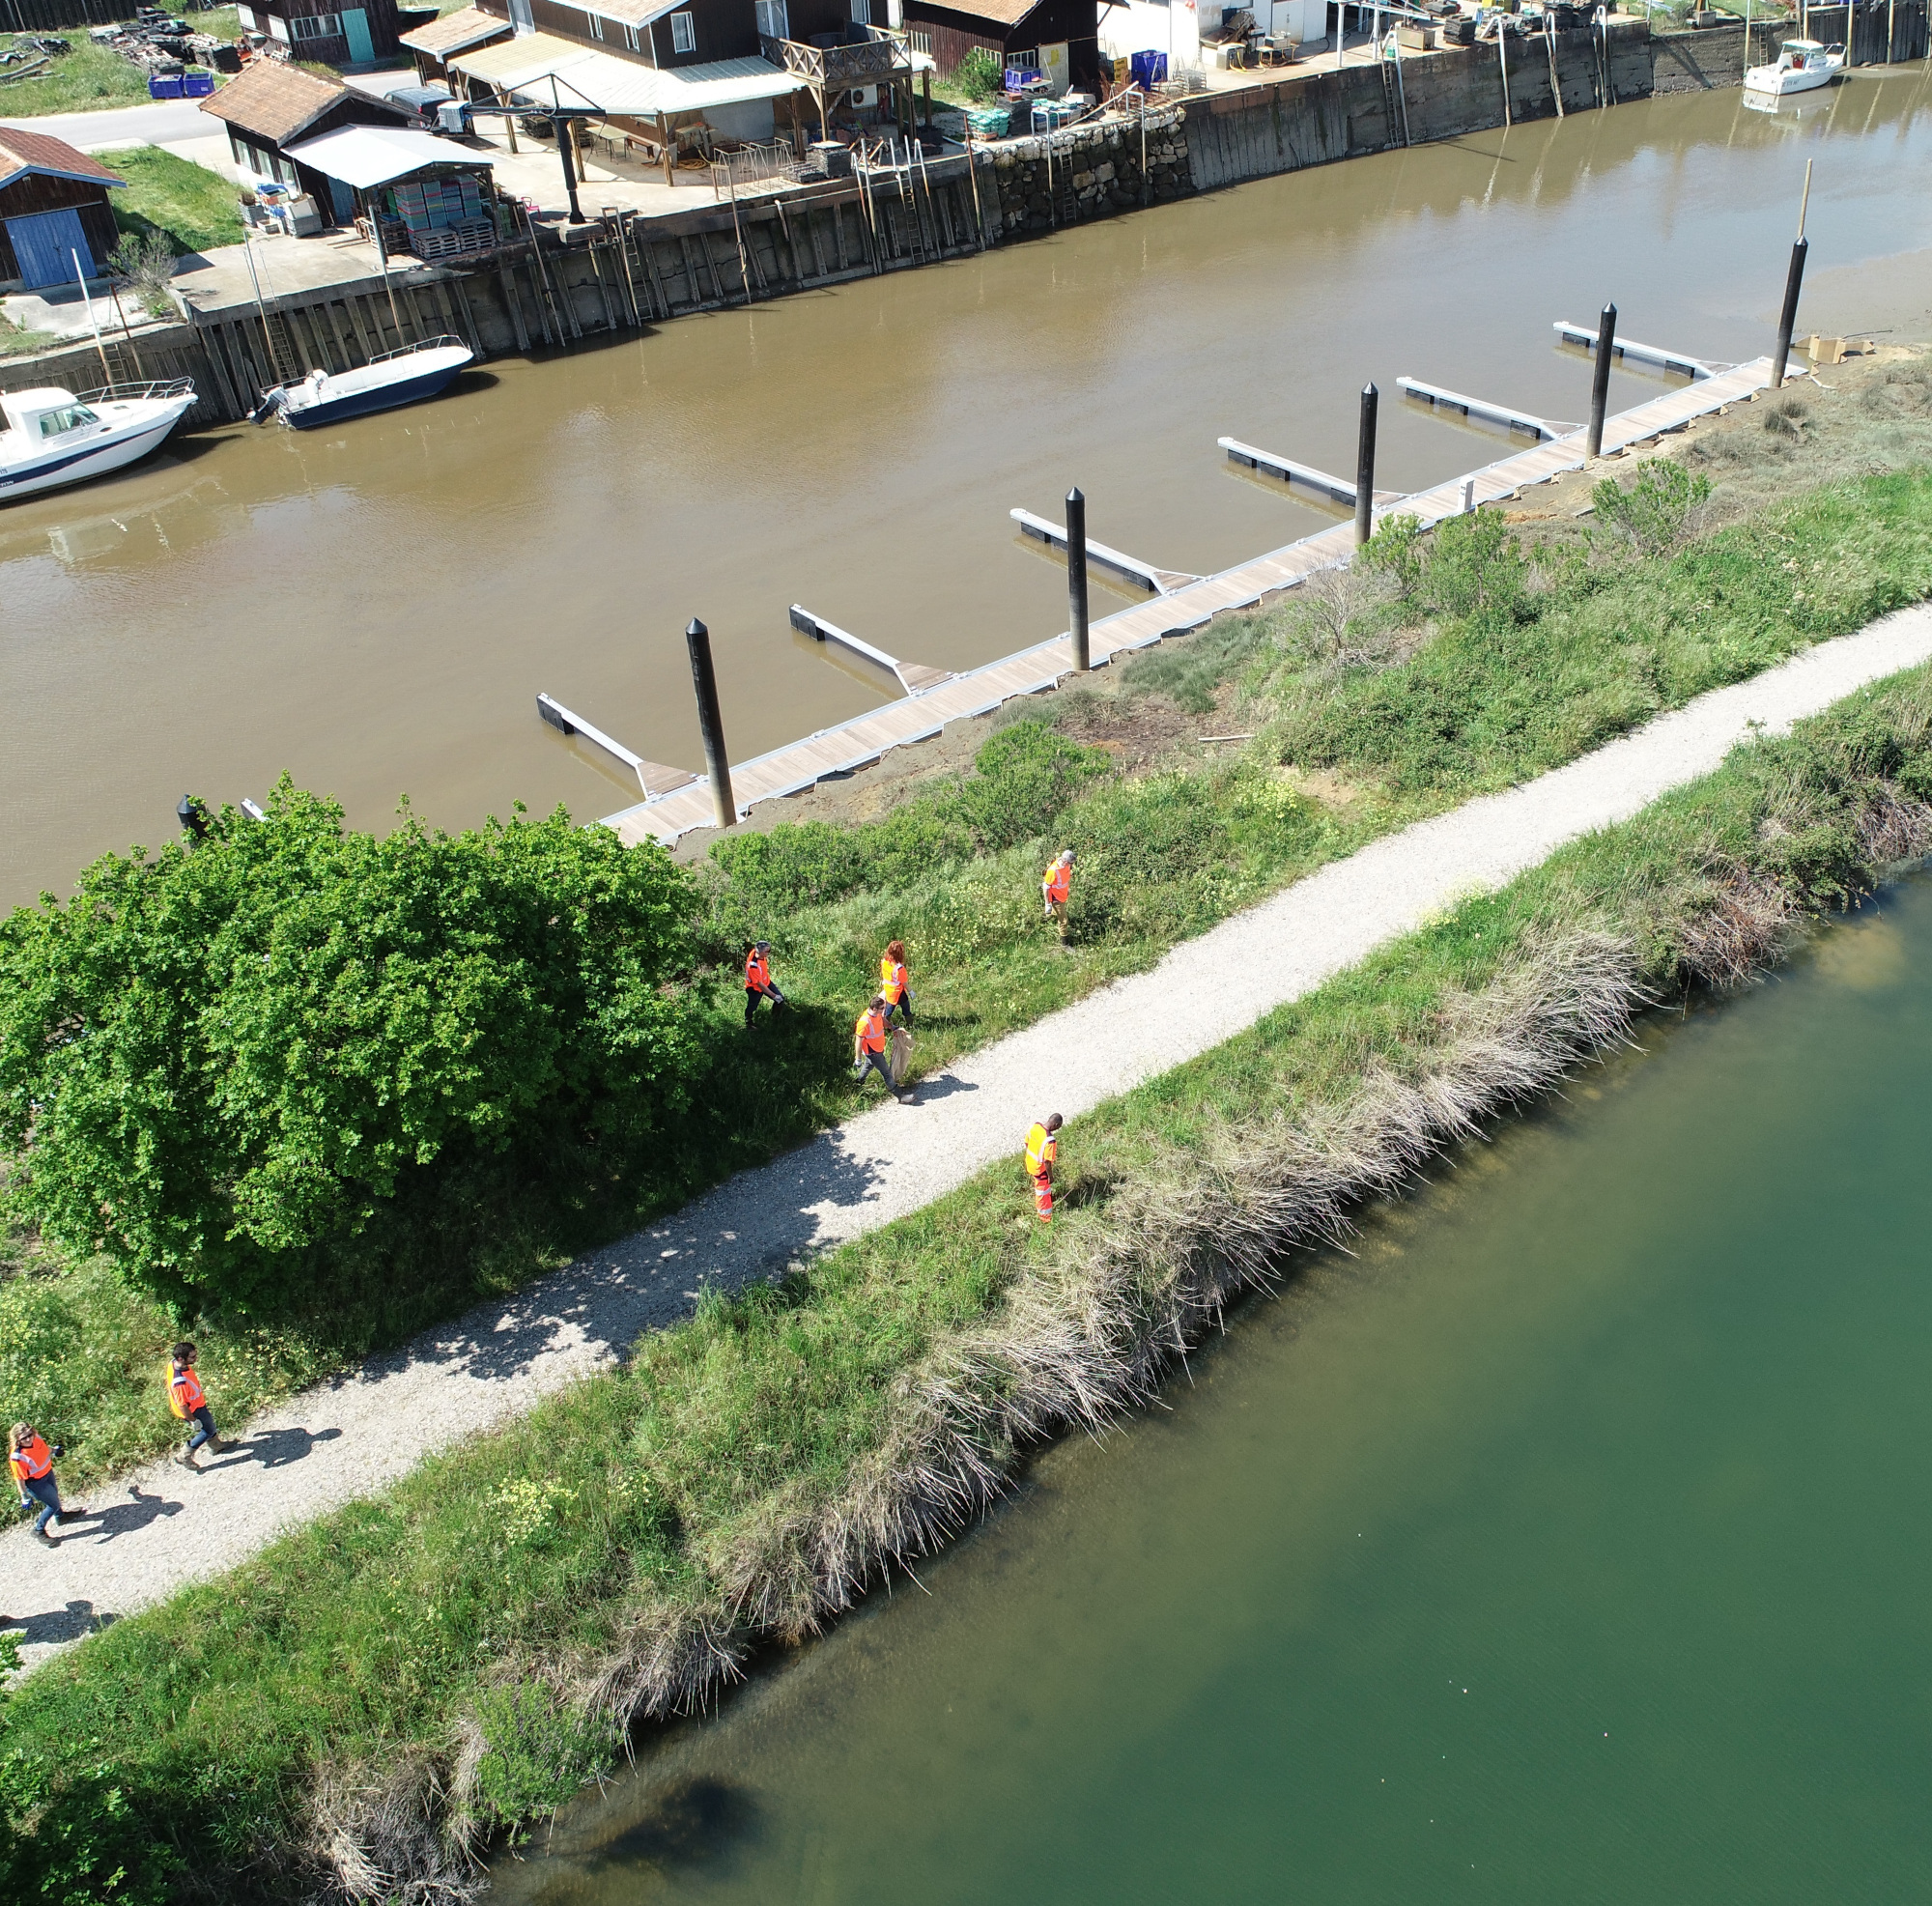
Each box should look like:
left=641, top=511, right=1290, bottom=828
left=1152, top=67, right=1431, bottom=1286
left=7, top=207, right=92, bottom=290
left=341, top=6, right=375, bottom=60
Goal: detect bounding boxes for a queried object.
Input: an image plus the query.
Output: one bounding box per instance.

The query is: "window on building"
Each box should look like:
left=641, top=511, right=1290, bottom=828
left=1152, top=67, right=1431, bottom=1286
left=265, top=12, right=289, bottom=40
left=754, top=0, right=789, bottom=37
left=508, top=0, right=534, bottom=30
left=289, top=11, right=340, bottom=38
left=622, top=20, right=639, bottom=45
left=235, top=2, right=256, bottom=22
left=669, top=10, right=695, bottom=50
left=848, top=0, right=868, bottom=21
left=585, top=8, right=604, bottom=36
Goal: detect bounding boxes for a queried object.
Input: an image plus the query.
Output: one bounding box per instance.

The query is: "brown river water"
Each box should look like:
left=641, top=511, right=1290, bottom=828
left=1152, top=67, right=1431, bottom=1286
left=5, top=72, right=1932, bottom=909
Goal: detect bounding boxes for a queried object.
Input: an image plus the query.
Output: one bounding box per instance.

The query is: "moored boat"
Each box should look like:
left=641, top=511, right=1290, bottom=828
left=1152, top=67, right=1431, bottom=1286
left=1744, top=38, right=1845, bottom=95
left=255, top=335, right=475, bottom=431
left=0, top=380, right=197, bottom=503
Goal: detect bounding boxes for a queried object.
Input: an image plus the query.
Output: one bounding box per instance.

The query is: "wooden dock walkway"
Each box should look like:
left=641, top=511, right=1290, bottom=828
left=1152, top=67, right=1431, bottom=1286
left=608, top=358, right=1776, bottom=848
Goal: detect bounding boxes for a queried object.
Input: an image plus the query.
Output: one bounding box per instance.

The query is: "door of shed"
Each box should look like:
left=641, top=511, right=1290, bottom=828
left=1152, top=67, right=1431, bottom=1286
left=342, top=6, right=376, bottom=60
left=6, top=207, right=93, bottom=289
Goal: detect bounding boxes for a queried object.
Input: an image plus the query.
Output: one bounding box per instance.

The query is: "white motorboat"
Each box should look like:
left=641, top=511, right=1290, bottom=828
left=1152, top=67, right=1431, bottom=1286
left=1745, top=38, right=1845, bottom=95
left=253, top=335, right=474, bottom=431
left=0, top=379, right=197, bottom=503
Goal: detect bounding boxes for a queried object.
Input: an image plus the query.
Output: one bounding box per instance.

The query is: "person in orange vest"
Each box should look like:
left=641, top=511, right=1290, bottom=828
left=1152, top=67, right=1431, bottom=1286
left=169, top=1341, right=232, bottom=1469
left=744, top=940, right=787, bottom=1027
left=879, top=939, right=913, bottom=1026
left=1041, top=849, right=1075, bottom=941
left=10, top=1421, right=85, bottom=1546
left=853, top=994, right=911, bottom=1103
left=1024, top=1113, right=1063, bottom=1222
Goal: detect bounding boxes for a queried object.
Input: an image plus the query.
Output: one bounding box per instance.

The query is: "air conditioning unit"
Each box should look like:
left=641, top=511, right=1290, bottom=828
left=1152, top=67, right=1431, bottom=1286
left=849, top=84, right=873, bottom=105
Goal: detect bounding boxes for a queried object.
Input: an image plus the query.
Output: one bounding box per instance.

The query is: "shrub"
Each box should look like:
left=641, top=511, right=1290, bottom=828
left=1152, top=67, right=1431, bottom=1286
left=955, top=44, right=1002, bottom=100
left=0, top=782, right=705, bottom=1316
left=1423, top=506, right=1527, bottom=623
left=707, top=820, right=863, bottom=917
left=1359, top=512, right=1427, bottom=599
left=107, top=231, right=177, bottom=319
left=1593, top=457, right=1713, bottom=556
left=963, top=720, right=1113, bottom=850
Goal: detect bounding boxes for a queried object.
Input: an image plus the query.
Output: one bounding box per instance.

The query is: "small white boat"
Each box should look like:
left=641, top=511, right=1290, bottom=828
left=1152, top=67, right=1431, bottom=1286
left=1745, top=38, right=1845, bottom=95
left=254, top=335, right=474, bottom=431
left=0, top=379, right=197, bottom=503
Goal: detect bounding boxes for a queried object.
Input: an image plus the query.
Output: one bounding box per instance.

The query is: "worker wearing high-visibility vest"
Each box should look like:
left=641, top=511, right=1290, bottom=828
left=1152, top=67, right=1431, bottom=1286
left=744, top=941, right=787, bottom=1027
left=853, top=996, right=911, bottom=1102
left=879, top=939, right=912, bottom=1026
left=1024, top=1113, right=1064, bottom=1222
left=10, top=1421, right=85, bottom=1545
left=168, top=1342, right=233, bottom=1469
left=1042, top=850, right=1075, bottom=941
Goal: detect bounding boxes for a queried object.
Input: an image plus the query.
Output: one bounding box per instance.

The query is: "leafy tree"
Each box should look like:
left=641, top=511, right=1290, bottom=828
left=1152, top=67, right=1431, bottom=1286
left=955, top=45, right=1002, bottom=101
left=0, top=782, right=704, bottom=1315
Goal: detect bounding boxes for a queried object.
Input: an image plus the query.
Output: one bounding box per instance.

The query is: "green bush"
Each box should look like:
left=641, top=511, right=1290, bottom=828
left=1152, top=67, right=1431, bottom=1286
left=0, top=782, right=704, bottom=1317
left=962, top=720, right=1113, bottom=851
left=1593, top=457, right=1713, bottom=556
left=1423, top=506, right=1527, bottom=624
left=955, top=44, right=1002, bottom=100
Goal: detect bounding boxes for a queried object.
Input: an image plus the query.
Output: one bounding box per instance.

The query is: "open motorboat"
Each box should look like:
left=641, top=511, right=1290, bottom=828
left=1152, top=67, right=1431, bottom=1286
left=1745, top=38, right=1845, bottom=95
left=254, top=334, right=474, bottom=431
left=0, top=379, right=197, bottom=503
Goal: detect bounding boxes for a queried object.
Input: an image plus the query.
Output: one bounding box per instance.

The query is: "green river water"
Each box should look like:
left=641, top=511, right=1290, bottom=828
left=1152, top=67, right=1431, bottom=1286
left=494, top=880, right=1932, bottom=1904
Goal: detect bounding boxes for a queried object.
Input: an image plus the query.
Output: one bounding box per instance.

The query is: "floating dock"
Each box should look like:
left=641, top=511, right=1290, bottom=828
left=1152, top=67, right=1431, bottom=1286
left=1009, top=507, right=1199, bottom=596
left=605, top=357, right=1776, bottom=848
left=1396, top=376, right=1574, bottom=441
left=1551, top=321, right=1726, bottom=382
left=1216, top=437, right=1403, bottom=506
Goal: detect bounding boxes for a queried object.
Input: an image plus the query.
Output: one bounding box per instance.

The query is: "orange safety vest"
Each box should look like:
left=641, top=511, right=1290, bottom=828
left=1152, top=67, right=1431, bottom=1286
left=855, top=1008, right=887, bottom=1054
left=1024, top=1121, right=1056, bottom=1180
left=880, top=955, right=907, bottom=1003
left=1044, top=862, right=1072, bottom=905
left=168, top=1366, right=206, bottom=1419
left=9, top=1435, right=52, bottom=1484
left=746, top=948, right=771, bottom=990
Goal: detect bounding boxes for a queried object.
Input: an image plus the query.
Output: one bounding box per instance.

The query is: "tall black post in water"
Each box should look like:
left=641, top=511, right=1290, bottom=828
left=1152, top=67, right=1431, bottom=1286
left=1354, top=384, right=1378, bottom=549
left=1065, top=486, right=1091, bottom=672
left=177, top=795, right=208, bottom=841
left=1774, top=238, right=1809, bottom=389
left=685, top=617, right=735, bottom=832
left=1586, top=302, right=1617, bottom=460
left=557, top=114, right=583, bottom=224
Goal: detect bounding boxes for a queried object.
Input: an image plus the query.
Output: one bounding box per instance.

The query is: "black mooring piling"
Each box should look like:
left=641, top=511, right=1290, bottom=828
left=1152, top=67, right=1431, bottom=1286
left=1066, top=486, right=1091, bottom=672
left=1354, top=384, right=1378, bottom=548
left=685, top=617, right=735, bottom=831
left=1586, top=302, right=1617, bottom=459
left=1774, top=238, right=1809, bottom=389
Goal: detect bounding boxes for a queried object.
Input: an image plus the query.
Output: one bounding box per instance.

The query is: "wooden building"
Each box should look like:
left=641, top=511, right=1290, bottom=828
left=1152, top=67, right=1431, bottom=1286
left=199, top=61, right=417, bottom=225
left=0, top=128, right=124, bottom=292
left=233, top=0, right=423, bottom=67
left=900, top=0, right=1102, bottom=94
left=399, top=3, right=513, bottom=86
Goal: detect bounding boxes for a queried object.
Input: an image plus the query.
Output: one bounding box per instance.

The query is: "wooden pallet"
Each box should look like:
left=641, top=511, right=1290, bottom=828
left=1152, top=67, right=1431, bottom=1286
left=608, top=358, right=1774, bottom=847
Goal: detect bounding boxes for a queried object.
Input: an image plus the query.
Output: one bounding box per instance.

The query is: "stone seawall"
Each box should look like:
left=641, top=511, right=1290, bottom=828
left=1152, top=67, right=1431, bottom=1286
left=986, top=107, right=1194, bottom=232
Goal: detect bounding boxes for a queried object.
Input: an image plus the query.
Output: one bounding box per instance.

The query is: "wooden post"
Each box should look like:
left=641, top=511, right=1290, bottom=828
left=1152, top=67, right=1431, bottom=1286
left=685, top=617, right=735, bottom=831
left=558, top=115, right=583, bottom=223
left=1354, top=384, right=1378, bottom=547
left=1498, top=17, right=1512, bottom=128
left=1586, top=301, right=1616, bottom=457
left=1774, top=240, right=1808, bottom=386
left=1066, top=486, right=1091, bottom=671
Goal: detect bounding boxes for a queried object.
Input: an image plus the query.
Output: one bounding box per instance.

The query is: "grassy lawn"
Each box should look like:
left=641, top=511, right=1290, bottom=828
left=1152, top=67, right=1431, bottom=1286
left=104, top=143, right=243, bottom=252
left=8, top=652, right=1932, bottom=1903
left=0, top=14, right=236, bottom=118
left=0, top=316, right=60, bottom=356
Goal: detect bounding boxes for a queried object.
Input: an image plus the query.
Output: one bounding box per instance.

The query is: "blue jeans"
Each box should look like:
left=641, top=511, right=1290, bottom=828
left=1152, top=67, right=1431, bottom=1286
left=185, top=1405, right=218, bottom=1455
left=885, top=987, right=912, bottom=1026
left=20, top=1474, right=61, bottom=1536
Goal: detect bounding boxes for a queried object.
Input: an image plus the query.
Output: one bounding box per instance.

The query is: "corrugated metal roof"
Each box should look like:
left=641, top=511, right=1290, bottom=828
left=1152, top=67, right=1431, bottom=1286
left=450, top=40, right=803, bottom=116
left=285, top=125, right=495, bottom=189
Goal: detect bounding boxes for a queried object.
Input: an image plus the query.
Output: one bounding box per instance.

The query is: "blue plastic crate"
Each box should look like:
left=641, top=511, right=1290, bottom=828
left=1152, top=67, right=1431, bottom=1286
left=148, top=73, right=185, bottom=98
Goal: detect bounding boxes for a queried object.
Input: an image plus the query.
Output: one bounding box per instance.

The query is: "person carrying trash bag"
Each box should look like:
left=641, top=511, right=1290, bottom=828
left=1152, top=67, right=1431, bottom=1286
left=854, top=994, right=912, bottom=1103
left=879, top=939, right=913, bottom=1026
left=10, top=1422, right=87, bottom=1547
left=744, top=941, right=787, bottom=1027
left=1041, top=850, right=1075, bottom=942
left=1024, top=1113, right=1063, bottom=1222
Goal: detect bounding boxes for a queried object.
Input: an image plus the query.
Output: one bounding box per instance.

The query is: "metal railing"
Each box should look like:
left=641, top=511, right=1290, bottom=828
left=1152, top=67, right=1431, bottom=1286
left=368, top=334, right=466, bottom=364
left=76, top=378, right=195, bottom=404
left=710, top=136, right=807, bottom=197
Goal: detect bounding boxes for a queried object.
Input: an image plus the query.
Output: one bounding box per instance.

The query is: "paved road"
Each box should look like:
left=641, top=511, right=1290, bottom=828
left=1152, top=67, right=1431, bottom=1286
left=7, top=602, right=1932, bottom=1673
left=7, top=98, right=214, bottom=149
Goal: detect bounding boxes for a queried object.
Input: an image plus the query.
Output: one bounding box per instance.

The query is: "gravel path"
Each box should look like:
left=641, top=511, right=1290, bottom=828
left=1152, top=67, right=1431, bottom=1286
left=10, top=604, right=1932, bottom=1668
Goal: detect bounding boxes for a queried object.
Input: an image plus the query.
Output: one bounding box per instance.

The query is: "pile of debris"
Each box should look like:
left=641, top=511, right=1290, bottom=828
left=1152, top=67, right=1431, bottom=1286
left=89, top=9, right=245, bottom=75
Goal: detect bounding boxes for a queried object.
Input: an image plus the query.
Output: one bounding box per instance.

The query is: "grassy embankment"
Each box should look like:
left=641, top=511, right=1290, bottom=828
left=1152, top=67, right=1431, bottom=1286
left=106, top=145, right=246, bottom=252
left=11, top=630, right=1932, bottom=1902
left=0, top=14, right=237, bottom=117
left=4, top=360, right=1931, bottom=1510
